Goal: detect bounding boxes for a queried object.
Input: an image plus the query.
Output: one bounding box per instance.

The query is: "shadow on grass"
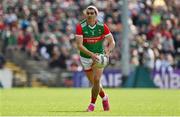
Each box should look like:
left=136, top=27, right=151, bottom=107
left=49, top=110, right=103, bottom=113
left=49, top=110, right=86, bottom=113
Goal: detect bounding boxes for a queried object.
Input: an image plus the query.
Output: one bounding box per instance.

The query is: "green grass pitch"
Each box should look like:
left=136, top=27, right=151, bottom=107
left=0, top=88, right=180, bottom=116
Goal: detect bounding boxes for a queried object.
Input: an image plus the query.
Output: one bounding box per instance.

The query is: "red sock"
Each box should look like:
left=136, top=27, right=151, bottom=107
left=99, top=90, right=105, bottom=98
left=91, top=97, right=97, bottom=104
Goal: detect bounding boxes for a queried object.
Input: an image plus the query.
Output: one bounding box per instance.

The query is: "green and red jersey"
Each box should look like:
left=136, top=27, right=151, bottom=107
left=76, top=19, right=111, bottom=58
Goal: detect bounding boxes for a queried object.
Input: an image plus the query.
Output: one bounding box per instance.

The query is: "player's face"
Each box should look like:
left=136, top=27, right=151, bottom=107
left=86, top=9, right=96, bottom=20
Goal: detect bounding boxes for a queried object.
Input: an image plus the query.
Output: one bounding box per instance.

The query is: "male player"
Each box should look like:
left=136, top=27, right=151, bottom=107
left=75, top=5, right=115, bottom=112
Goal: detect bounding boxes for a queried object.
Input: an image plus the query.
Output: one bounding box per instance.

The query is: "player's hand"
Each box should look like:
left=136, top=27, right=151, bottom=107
left=90, top=53, right=99, bottom=62
left=105, top=49, right=111, bottom=57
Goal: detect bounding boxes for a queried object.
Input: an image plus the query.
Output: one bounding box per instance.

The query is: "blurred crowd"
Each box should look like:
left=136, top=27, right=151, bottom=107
left=128, top=0, right=180, bottom=71
left=0, top=0, right=179, bottom=72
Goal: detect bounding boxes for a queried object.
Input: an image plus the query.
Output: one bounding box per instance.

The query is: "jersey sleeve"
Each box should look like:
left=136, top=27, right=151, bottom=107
left=104, top=24, right=111, bottom=37
left=76, top=23, right=83, bottom=36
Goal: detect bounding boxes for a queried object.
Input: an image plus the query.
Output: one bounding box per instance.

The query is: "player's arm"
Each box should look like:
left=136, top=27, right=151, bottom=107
left=75, top=24, right=98, bottom=61
left=76, top=35, right=92, bottom=56
left=103, top=24, right=115, bottom=56
left=104, top=34, right=115, bottom=56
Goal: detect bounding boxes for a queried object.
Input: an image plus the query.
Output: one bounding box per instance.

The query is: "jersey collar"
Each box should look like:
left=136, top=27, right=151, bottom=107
left=88, top=24, right=96, bottom=29
left=87, top=20, right=97, bottom=29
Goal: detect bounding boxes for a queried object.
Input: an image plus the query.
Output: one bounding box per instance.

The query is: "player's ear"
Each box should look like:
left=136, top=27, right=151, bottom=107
left=83, top=9, right=87, bottom=15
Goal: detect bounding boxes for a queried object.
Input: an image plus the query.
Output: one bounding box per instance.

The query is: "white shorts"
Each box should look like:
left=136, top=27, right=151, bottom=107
left=80, top=56, right=93, bottom=71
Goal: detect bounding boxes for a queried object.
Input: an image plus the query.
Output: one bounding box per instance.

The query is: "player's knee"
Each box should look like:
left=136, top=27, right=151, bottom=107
left=94, top=78, right=100, bottom=84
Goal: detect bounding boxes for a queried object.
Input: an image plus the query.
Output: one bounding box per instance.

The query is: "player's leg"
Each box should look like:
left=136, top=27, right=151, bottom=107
left=84, top=69, right=96, bottom=112
left=80, top=57, right=108, bottom=111
left=85, top=69, right=106, bottom=99
left=80, top=57, right=96, bottom=111
left=101, top=87, right=110, bottom=111
left=85, top=69, right=108, bottom=112
left=91, top=67, right=104, bottom=105
left=92, top=67, right=110, bottom=111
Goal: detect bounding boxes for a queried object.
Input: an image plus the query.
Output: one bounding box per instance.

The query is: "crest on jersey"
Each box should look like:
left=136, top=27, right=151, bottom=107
left=90, top=30, right=95, bottom=35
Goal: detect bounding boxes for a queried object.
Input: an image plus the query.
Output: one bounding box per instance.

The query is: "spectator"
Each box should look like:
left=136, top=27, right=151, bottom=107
left=0, top=0, right=179, bottom=71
